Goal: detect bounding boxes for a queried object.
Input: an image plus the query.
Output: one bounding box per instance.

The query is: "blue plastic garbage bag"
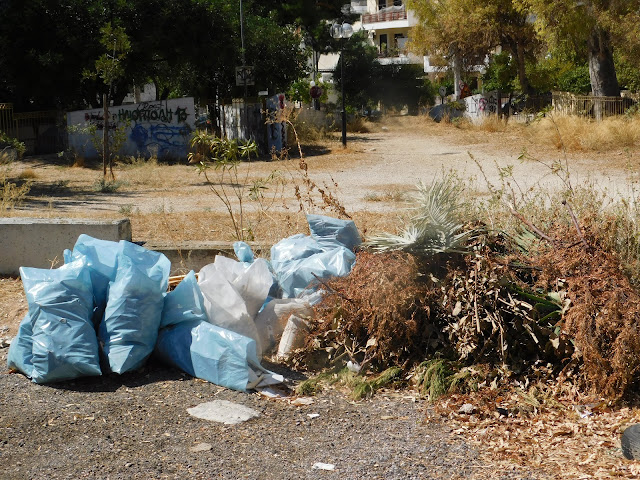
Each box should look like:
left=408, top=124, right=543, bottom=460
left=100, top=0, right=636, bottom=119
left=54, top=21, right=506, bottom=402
left=270, top=234, right=324, bottom=273
left=276, top=246, right=356, bottom=298
left=233, top=241, right=255, bottom=263
left=7, top=314, right=34, bottom=378
left=64, top=234, right=123, bottom=327
left=307, top=214, right=362, bottom=251
left=99, top=242, right=171, bottom=374
left=160, top=271, right=207, bottom=329
left=155, top=320, right=261, bottom=392
left=270, top=215, right=360, bottom=298
left=19, top=258, right=102, bottom=383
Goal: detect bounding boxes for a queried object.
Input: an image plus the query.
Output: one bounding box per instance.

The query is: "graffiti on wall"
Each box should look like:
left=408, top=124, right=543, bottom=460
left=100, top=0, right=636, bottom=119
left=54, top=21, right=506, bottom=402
left=463, top=92, right=501, bottom=122
left=129, top=123, right=192, bottom=158
left=68, top=98, right=196, bottom=159
left=84, top=113, right=117, bottom=130
left=117, top=103, right=189, bottom=124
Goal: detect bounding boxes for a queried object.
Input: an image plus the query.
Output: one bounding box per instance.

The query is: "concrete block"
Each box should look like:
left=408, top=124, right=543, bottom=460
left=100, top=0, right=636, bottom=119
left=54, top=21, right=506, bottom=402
left=144, top=241, right=266, bottom=275
left=1, top=217, right=131, bottom=276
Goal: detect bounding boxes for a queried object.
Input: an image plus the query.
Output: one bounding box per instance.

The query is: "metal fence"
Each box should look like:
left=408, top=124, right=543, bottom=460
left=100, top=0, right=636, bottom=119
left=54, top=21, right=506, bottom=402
left=552, top=93, right=638, bottom=119
left=15, top=110, right=65, bottom=155
left=0, top=103, right=16, bottom=137
left=0, top=104, right=65, bottom=155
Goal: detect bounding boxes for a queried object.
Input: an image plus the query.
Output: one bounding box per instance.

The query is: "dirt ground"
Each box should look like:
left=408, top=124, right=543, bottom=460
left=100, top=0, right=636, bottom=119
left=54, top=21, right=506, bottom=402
left=2, top=116, right=640, bottom=479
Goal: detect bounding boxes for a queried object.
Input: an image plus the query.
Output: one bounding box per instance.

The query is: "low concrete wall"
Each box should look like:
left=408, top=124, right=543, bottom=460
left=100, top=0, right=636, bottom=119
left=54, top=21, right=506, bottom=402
left=145, top=241, right=267, bottom=275
left=1, top=218, right=131, bottom=276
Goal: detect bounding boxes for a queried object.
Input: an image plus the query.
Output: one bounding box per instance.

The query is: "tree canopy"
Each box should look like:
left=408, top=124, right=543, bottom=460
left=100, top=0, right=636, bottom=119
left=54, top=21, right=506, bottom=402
left=408, top=0, right=539, bottom=95
left=0, top=0, right=312, bottom=110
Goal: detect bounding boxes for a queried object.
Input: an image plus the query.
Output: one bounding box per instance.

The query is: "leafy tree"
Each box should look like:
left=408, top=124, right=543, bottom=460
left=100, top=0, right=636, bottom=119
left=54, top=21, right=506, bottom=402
left=332, top=32, right=379, bottom=110
left=84, top=22, right=131, bottom=179
left=408, top=0, right=489, bottom=97
left=556, top=64, right=592, bottom=95
left=0, top=0, right=105, bottom=110
left=482, top=52, right=518, bottom=93
left=519, top=0, right=640, bottom=97
left=270, top=0, right=358, bottom=76
left=333, top=32, right=433, bottom=113
left=615, top=54, right=640, bottom=94
left=525, top=54, right=588, bottom=93
left=408, top=0, right=539, bottom=95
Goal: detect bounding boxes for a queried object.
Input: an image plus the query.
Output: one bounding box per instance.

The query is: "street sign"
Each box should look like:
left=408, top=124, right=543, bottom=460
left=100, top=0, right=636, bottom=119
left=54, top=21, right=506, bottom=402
left=439, top=86, right=447, bottom=98
left=310, top=85, right=323, bottom=99
left=235, top=66, right=255, bottom=86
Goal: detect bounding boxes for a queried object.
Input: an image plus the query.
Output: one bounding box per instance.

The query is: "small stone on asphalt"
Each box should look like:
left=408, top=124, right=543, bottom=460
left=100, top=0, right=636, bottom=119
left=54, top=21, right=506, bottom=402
left=190, top=443, right=213, bottom=453
left=187, top=400, right=260, bottom=425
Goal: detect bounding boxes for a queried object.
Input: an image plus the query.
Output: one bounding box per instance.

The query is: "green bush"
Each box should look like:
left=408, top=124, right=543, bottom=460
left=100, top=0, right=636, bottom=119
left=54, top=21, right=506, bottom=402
left=0, top=131, right=26, bottom=160
left=556, top=64, right=591, bottom=95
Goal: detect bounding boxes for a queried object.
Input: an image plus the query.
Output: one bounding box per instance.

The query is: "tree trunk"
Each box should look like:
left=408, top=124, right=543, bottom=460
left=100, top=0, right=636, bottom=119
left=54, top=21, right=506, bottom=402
left=450, top=46, right=462, bottom=99
left=588, top=27, right=619, bottom=97
left=515, top=43, right=532, bottom=94
left=103, top=93, right=108, bottom=179
left=588, top=26, right=619, bottom=120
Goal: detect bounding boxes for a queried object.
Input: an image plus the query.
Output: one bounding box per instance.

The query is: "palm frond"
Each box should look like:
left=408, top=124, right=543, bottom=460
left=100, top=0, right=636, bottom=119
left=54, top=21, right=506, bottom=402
left=364, top=179, right=482, bottom=256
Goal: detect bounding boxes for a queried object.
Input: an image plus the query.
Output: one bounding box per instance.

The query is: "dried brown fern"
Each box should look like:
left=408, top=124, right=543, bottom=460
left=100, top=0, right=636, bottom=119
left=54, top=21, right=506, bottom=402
left=534, top=224, right=640, bottom=399
left=307, top=251, right=443, bottom=372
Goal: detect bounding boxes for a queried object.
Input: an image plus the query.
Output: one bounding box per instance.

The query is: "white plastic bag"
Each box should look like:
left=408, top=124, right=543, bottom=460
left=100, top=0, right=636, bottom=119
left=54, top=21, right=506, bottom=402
left=254, top=298, right=313, bottom=354
left=198, top=255, right=272, bottom=357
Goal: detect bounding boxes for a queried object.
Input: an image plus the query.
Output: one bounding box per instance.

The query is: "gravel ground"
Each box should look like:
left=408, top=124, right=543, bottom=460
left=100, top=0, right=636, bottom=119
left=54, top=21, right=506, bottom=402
left=0, top=345, right=548, bottom=480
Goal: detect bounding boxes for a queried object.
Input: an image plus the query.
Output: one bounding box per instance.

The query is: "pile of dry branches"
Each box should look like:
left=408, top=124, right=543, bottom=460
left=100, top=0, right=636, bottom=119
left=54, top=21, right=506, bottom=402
left=299, top=226, right=640, bottom=400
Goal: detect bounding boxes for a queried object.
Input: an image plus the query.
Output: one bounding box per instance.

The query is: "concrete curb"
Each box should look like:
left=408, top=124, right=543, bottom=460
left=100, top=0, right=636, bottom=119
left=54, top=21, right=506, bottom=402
left=145, top=241, right=267, bottom=275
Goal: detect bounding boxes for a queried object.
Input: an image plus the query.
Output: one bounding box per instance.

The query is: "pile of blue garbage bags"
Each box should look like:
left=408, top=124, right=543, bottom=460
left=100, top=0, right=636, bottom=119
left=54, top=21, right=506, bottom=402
left=7, top=214, right=361, bottom=392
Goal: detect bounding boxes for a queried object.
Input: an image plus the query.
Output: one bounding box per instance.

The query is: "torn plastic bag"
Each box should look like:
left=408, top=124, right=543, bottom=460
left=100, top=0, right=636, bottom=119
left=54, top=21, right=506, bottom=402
left=160, top=271, right=207, bottom=329
left=254, top=297, right=314, bottom=354
left=155, top=319, right=280, bottom=392
left=7, top=314, right=34, bottom=378
left=64, top=234, right=123, bottom=328
left=307, top=214, right=362, bottom=251
left=198, top=256, right=272, bottom=357
left=274, top=246, right=356, bottom=299
left=20, top=258, right=101, bottom=383
left=99, top=242, right=170, bottom=374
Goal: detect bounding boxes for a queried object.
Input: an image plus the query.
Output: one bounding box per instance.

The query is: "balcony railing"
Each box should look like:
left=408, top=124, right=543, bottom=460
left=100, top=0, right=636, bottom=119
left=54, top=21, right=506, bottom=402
left=363, top=6, right=407, bottom=24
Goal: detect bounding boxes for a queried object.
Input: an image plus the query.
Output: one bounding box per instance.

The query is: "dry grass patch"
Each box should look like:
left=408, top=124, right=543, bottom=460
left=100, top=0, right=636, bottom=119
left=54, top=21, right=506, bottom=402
left=528, top=115, right=640, bottom=152
left=17, top=168, right=37, bottom=180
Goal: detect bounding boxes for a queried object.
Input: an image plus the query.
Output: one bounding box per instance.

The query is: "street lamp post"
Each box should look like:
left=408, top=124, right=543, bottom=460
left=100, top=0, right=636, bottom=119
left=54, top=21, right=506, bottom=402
left=331, top=22, right=353, bottom=147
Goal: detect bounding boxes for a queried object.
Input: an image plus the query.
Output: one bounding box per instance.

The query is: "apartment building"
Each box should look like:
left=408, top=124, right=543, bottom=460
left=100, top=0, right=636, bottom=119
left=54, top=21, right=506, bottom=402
left=353, top=0, right=423, bottom=66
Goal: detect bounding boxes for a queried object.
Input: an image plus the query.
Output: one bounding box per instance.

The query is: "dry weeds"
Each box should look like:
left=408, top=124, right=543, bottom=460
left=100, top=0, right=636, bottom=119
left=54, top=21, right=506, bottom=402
left=526, top=114, right=640, bottom=152
left=534, top=224, right=640, bottom=400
